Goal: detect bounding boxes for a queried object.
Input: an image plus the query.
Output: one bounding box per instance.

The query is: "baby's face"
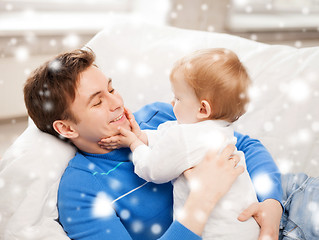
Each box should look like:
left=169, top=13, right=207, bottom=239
left=170, top=70, right=201, bottom=124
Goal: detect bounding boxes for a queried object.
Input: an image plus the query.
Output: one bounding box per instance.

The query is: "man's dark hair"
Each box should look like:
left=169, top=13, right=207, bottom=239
left=24, top=48, right=95, bottom=137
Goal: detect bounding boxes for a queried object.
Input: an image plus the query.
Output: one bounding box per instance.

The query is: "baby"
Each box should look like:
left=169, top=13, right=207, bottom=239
left=100, top=48, right=260, bottom=239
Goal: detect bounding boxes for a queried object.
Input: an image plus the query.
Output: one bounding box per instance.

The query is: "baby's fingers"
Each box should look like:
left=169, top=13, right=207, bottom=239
left=100, top=136, right=119, bottom=144
left=124, top=107, right=134, bottom=121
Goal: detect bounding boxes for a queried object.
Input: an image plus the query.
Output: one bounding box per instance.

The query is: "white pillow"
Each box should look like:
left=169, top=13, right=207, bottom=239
left=0, top=122, right=75, bottom=240
left=1, top=16, right=318, bottom=240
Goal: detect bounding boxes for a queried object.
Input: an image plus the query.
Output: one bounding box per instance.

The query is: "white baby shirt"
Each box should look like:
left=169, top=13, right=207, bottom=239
left=132, top=120, right=260, bottom=240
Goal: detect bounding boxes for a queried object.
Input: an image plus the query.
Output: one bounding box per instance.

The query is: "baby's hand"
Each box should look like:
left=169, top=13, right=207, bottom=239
left=99, top=127, right=143, bottom=151
left=124, top=107, right=142, bottom=139
left=99, top=127, right=135, bottom=150
left=99, top=134, right=126, bottom=150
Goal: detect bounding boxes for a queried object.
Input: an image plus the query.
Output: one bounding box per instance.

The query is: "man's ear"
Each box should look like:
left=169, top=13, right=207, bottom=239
left=197, top=100, right=211, bottom=120
left=53, top=120, right=79, bottom=139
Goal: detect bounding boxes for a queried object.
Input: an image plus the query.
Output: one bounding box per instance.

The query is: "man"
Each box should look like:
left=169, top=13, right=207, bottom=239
left=24, top=49, right=283, bottom=239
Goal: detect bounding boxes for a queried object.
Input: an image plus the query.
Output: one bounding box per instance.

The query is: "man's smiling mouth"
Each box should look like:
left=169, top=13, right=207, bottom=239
left=110, top=114, right=124, bottom=123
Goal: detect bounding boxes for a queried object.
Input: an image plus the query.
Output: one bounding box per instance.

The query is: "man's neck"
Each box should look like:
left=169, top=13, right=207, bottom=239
left=73, top=139, right=111, bottom=154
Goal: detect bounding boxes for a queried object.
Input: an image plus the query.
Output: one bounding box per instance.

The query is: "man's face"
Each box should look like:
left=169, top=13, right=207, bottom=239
left=69, top=66, right=131, bottom=145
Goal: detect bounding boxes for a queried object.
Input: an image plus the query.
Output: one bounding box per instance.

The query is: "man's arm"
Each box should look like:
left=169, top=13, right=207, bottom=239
left=235, top=132, right=283, bottom=240
left=235, top=132, right=283, bottom=205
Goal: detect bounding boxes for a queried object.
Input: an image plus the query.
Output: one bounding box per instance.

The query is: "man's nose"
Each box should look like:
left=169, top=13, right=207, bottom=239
left=107, top=94, right=122, bottom=111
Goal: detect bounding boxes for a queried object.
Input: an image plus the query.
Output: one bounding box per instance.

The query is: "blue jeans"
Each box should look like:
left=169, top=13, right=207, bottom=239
left=279, top=173, right=319, bottom=240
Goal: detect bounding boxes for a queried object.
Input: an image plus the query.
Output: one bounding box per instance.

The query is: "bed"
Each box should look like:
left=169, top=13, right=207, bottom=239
left=0, top=16, right=318, bottom=240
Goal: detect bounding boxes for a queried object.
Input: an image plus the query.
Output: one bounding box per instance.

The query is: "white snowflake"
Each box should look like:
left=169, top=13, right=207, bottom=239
left=130, top=196, right=139, bottom=205
left=175, top=207, right=186, bottom=220
left=194, top=209, right=206, bottom=223
left=176, top=4, right=183, bottom=11
left=131, top=220, right=144, bottom=233
left=49, top=60, right=62, bottom=71
left=221, top=200, right=233, bottom=210
left=201, top=4, right=208, bottom=11
left=277, top=158, right=293, bottom=174
left=134, top=63, right=152, bottom=78
left=109, top=178, right=121, bottom=190
left=151, top=223, right=162, bottom=235
left=49, top=39, right=57, bottom=47
left=9, top=38, right=17, bottom=46
left=245, top=5, right=253, bottom=13
left=252, top=174, right=273, bottom=197
left=21, top=226, right=39, bottom=239
left=307, top=201, right=318, bottom=212
left=24, top=68, right=31, bottom=76
left=302, top=7, right=309, bottom=15
left=266, top=3, right=272, bottom=10
left=250, top=34, right=258, bottom=41
left=63, top=34, right=80, bottom=48
left=294, top=41, right=302, bottom=48
left=234, top=0, right=250, bottom=7
left=12, top=185, right=22, bottom=195
left=170, top=11, right=178, bottom=19
left=260, top=235, right=272, bottom=240
left=48, top=170, right=57, bottom=179
left=92, top=192, right=113, bottom=218
left=5, top=3, right=13, bottom=11
left=137, top=93, right=145, bottom=101
left=15, top=46, right=29, bottom=62
left=116, top=58, right=130, bottom=72
left=278, top=22, right=285, bottom=28
left=207, top=25, right=215, bottom=32
left=188, top=177, right=201, bottom=192
left=88, top=163, right=95, bottom=170
left=263, top=121, right=274, bottom=132
left=287, top=80, right=310, bottom=102
left=120, top=209, right=130, bottom=220
left=46, top=199, right=56, bottom=208
left=43, top=101, right=53, bottom=112
left=28, top=172, right=37, bottom=179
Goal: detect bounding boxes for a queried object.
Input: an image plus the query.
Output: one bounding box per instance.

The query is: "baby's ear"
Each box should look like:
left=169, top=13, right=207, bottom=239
left=197, top=100, right=211, bottom=120
left=53, top=120, right=79, bottom=139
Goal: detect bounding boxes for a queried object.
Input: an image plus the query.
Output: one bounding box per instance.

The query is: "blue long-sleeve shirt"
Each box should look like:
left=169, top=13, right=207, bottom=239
left=58, top=102, right=283, bottom=240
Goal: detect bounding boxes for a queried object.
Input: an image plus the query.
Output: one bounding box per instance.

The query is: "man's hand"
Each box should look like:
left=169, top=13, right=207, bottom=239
left=238, top=199, right=283, bottom=240
left=179, top=145, right=244, bottom=236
